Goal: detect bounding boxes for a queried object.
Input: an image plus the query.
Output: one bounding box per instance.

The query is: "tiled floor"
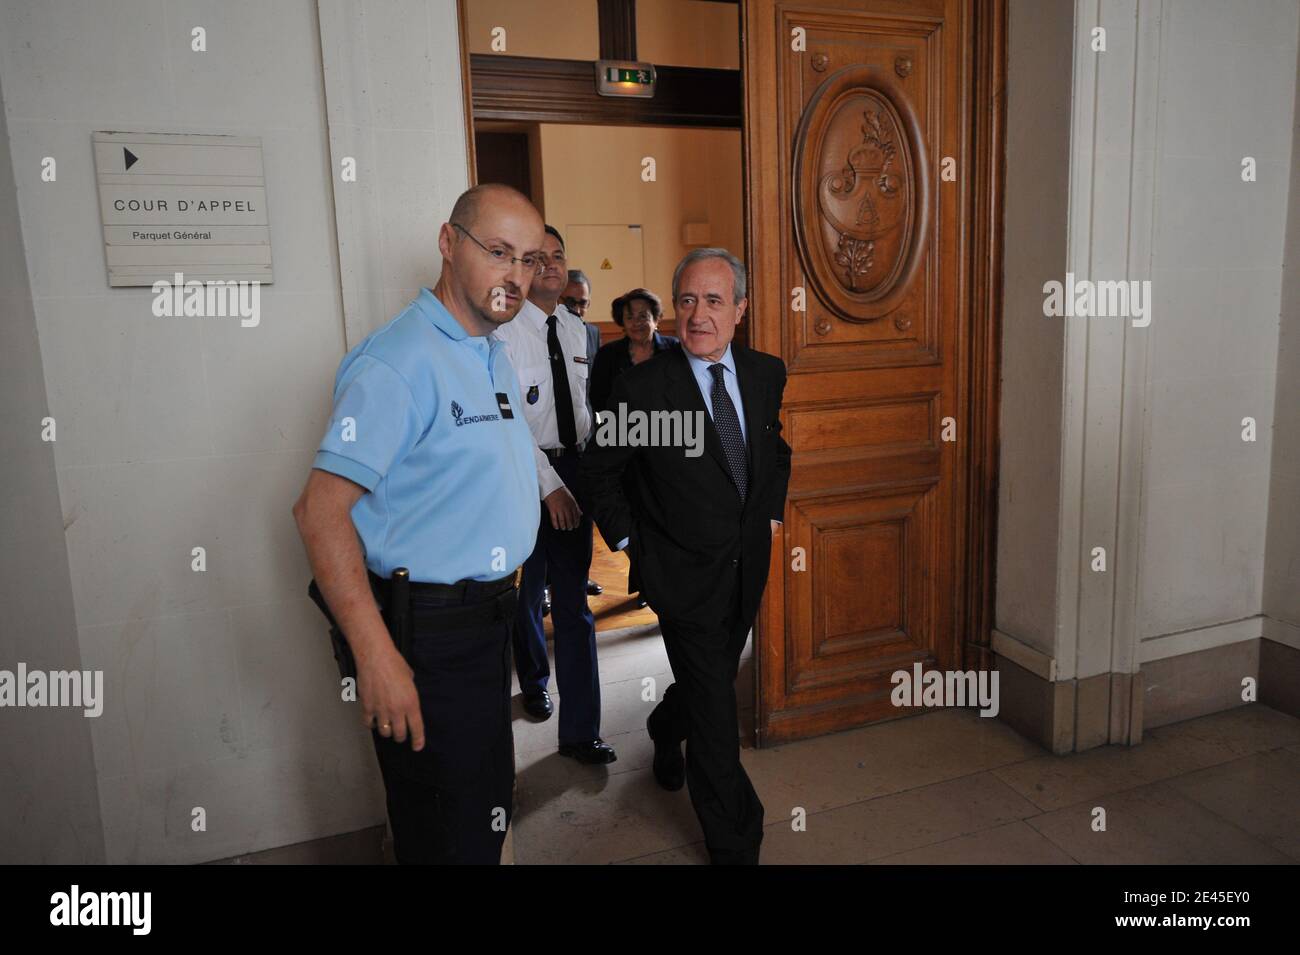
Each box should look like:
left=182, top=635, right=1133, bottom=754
left=510, top=623, right=1300, bottom=865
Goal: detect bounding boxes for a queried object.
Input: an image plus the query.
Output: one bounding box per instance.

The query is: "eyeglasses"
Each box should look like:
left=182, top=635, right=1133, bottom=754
left=561, top=296, right=590, bottom=309
left=451, top=222, right=543, bottom=275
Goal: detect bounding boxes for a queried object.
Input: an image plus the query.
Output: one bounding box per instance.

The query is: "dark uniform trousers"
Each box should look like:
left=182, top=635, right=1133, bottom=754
left=369, top=584, right=517, bottom=864
left=646, top=561, right=764, bottom=864
left=513, top=450, right=601, bottom=744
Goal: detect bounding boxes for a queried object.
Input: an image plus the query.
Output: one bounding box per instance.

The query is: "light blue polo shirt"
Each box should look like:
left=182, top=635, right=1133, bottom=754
left=313, top=288, right=540, bottom=583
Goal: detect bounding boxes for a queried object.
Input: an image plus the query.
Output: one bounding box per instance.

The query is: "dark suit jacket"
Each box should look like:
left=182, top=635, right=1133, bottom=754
left=580, top=341, right=792, bottom=627
left=588, top=332, right=680, bottom=415
left=581, top=320, right=602, bottom=442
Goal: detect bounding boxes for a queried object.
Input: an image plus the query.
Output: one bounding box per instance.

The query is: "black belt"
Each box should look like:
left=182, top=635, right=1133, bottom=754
left=367, top=569, right=518, bottom=639
left=368, top=568, right=518, bottom=605
left=307, top=569, right=519, bottom=683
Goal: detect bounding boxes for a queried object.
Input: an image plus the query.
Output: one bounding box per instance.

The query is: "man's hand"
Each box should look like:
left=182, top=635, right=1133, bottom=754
left=544, top=485, right=582, bottom=531
left=293, top=468, right=424, bottom=751
left=357, top=641, right=425, bottom=750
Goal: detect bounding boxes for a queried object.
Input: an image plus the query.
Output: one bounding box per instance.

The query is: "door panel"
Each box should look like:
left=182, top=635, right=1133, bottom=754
left=743, top=0, right=1004, bottom=744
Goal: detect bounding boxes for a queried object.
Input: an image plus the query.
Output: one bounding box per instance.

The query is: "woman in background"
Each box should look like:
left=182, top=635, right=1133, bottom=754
left=587, top=288, right=678, bottom=609
left=588, top=288, right=678, bottom=415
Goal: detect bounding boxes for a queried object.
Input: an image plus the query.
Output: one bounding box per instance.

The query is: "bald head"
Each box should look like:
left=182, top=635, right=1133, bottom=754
left=435, top=183, right=545, bottom=336
left=448, top=183, right=535, bottom=234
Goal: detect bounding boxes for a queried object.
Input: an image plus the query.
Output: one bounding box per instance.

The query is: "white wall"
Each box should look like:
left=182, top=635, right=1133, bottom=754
left=0, top=70, right=105, bottom=864
left=318, top=0, right=471, bottom=346
left=995, top=0, right=1299, bottom=709
left=1138, top=0, right=1297, bottom=647
left=994, top=0, right=1073, bottom=663
left=0, top=0, right=469, bottom=862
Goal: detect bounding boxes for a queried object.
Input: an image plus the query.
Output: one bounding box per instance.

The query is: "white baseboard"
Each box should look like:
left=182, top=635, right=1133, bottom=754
left=1138, top=616, right=1264, bottom=664
left=994, top=614, right=1289, bottom=676
left=991, top=628, right=1057, bottom=681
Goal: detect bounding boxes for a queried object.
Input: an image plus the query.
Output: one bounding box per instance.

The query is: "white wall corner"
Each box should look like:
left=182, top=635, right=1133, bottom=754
left=1057, top=0, right=1162, bottom=692
left=1262, top=615, right=1300, bottom=652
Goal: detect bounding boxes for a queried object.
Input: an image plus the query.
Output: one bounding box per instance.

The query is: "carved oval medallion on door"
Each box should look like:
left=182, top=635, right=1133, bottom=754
left=793, top=64, right=931, bottom=323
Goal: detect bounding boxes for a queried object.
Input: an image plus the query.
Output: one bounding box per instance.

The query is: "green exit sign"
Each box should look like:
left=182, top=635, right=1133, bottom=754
left=607, top=67, right=652, bottom=85
left=595, top=60, right=657, bottom=99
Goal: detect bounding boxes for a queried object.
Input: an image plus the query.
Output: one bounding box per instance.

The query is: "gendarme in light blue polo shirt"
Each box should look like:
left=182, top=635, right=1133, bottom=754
left=313, top=288, right=540, bottom=583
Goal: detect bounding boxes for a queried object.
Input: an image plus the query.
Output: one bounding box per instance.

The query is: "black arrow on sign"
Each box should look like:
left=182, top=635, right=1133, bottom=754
left=123, top=147, right=139, bottom=171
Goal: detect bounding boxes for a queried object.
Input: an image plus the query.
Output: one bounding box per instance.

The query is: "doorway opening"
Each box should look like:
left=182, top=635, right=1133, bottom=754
left=459, top=0, right=747, bottom=639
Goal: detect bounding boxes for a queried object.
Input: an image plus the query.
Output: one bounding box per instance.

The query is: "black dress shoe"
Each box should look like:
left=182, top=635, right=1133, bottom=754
left=586, top=579, right=603, bottom=595
left=636, top=595, right=648, bottom=609
left=648, top=718, right=684, bottom=790
left=558, top=738, right=618, bottom=764
left=522, top=690, right=553, bottom=720
left=542, top=586, right=551, bottom=617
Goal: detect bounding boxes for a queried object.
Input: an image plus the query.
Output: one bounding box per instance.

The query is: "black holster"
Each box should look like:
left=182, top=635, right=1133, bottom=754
left=306, top=578, right=356, bottom=682
left=307, top=568, right=412, bottom=683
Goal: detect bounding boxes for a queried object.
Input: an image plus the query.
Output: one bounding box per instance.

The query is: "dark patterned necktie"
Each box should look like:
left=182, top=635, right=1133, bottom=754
left=547, top=314, right=578, bottom=450
left=709, top=363, right=748, bottom=501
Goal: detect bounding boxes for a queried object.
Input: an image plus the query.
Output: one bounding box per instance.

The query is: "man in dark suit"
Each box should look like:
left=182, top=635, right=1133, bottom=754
left=580, top=248, right=791, bottom=864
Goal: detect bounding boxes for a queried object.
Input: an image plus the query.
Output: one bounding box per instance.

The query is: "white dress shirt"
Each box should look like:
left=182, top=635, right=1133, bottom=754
left=492, top=298, right=593, bottom=499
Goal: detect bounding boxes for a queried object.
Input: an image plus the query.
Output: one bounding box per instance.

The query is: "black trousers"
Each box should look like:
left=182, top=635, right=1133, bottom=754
left=513, top=451, right=601, bottom=743
left=369, top=588, right=517, bottom=864
left=647, top=566, right=764, bottom=864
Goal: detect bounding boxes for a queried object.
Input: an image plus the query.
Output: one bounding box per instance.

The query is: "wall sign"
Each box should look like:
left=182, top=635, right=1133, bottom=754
left=92, top=131, right=273, bottom=287
left=594, top=60, right=657, bottom=99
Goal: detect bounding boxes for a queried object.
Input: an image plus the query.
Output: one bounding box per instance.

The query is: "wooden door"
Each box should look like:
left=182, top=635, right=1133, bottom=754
left=742, top=0, right=1005, bottom=744
left=473, top=130, right=533, bottom=201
